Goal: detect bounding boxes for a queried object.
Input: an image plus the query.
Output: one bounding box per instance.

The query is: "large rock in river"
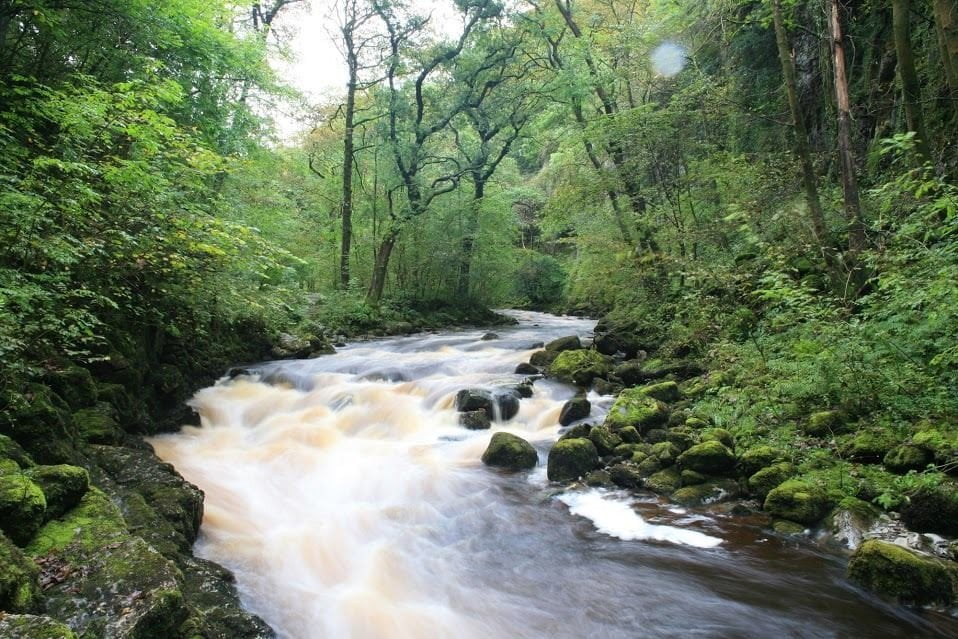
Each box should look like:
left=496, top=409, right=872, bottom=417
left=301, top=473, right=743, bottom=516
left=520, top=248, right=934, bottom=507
left=558, top=397, right=591, bottom=426
left=481, top=433, right=538, bottom=471
left=547, top=438, right=599, bottom=482
left=547, top=350, right=612, bottom=387
left=763, top=479, right=830, bottom=525
left=848, top=540, right=956, bottom=606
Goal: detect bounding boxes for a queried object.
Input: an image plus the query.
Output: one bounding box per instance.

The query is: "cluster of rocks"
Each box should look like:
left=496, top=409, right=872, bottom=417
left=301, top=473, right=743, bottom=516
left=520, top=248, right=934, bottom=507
left=474, top=328, right=958, bottom=611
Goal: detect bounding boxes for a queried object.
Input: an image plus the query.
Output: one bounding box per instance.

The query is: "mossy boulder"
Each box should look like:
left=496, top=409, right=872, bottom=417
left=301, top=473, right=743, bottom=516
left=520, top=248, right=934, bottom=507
left=899, top=484, right=958, bottom=537
left=635, top=456, right=662, bottom=477
left=747, top=462, right=795, bottom=500
left=737, top=446, right=783, bottom=476
left=584, top=470, right=614, bottom=487
left=617, top=425, right=642, bottom=444
left=558, top=423, right=592, bottom=441
left=589, top=425, right=622, bottom=456
left=176, top=557, right=274, bottom=639
left=0, top=532, right=41, bottom=612
left=0, top=434, right=34, bottom=469
left=883, top=444, right=931, bottom=474
left=677, top=441, right=736, bottom=475
left=700, top=428, right=734, bottom=450
left=684, top=417, right=709, bottom=430
left=26, top=488, right=190, bottom=639
left=0, top=472, right=47, bottom=545
left=650, top=441, right=681, bottom=466
left=73, top=402, right=122, bottom=444
left=636, top=381, right=681, bottom=403
left=89, top=446, right=204, bottom=555
left=645, top=467, right=682, bottom=494
left=763, top=479, right=830, bottom=525
left=481, top=433, right=538, bottom=471
left=912, top=428, right=958, bottom=469
left=608, top=462, right=644, bottom=490
left=680, top=470, right=707, bottom=486
left=665, top=428, right=696, bottom=452
left=671, top=479, right=740, bottom=507
left=529, top=349, right=559, bottom=368
left=803, top=410, right=846, bottom=437
left=459, top=410, right=491, bottom=430
left=25, top=465, right=90, bottom=521
left=547, top=438, right=599, bottom=482
left=0, top=615, right=75, bottom=638
left=45, top=363, right=97, bottom=412
left=840, top=429, right=899, bottom=463
left=603, top=388, right=669, bottom=433
left=848, top=540, right=956, bottom=605
left=559, top=397, right=591, bottom=426
left=1, top=384, right=77, bottom=464
left=545, top=335, right=581, bottom=353
left=547, top=349, right=612, bottom=386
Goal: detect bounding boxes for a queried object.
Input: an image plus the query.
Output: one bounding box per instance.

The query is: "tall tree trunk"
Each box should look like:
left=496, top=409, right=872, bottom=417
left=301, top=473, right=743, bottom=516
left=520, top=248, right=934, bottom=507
left=340, top=62, right=357, bottom=289
left=892, top=0, right=932, bottom=162
left=457, top=179, right=483, bottom=299
left=828, top=0, right=868, bottom=269
left=934, top=0, right=958, bottom=97
left=367, top=229, right=398, bottom=304
left=772, top=0, right=838, bottom=277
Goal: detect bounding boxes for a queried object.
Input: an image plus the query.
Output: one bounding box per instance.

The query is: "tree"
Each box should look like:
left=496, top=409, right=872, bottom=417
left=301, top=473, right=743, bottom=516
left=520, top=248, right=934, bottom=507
left=827, top=0, right=867, bottom=288
left=891, top=0, right=932, bottom=163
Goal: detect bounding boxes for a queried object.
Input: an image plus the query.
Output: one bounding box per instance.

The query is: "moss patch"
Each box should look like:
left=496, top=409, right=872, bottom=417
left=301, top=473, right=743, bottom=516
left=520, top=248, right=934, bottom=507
left=481, top=433, right=537, bottom=471
left=0, top=532, right=41, bottom=612
left=763, top=479, right=830, bottom=525
left=603, top=388, right=669, bottom=433
left=0, top=472, right=47, bottom=545
left=547, top=349, right=612, bottom=386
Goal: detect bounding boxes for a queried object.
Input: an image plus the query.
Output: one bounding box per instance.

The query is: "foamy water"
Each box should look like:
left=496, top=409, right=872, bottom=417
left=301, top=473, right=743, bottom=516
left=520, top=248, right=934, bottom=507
left=151, top=311, right=951, bottom=639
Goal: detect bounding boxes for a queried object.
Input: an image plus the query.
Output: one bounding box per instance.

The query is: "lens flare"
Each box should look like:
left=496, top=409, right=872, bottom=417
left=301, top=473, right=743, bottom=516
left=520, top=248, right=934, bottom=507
left=651, top=41, right=687, bottom=77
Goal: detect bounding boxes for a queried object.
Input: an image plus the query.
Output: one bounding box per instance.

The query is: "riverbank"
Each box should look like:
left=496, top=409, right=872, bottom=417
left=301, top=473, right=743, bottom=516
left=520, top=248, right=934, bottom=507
left=0, top=300, right=512, bottom=637
left=495, top=314, right=958, bottom=615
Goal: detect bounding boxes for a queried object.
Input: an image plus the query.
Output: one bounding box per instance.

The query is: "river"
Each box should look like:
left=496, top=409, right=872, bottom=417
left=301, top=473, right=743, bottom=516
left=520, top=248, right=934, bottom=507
left=151, top=311, right=953, bottom=638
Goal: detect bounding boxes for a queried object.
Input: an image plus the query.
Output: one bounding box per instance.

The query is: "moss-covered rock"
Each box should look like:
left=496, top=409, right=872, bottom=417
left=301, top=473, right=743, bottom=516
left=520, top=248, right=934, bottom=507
left=459, top=410, right=491, bottom=430
left=547, top=350, right=613, bottom=386
left=0, top=434, right=34, bottom=469
left=677, top=441, right=736, bottom=475
left=747, top=462, right=795, bottom=500
left=617, top=425, right=641, bottom=444
left=545, top=335, right=581, bottom=353
left=481, top=433, right=538, bottom=471
left=25, top=465, right=89, bottom=522
left=763, top=479, right=830, bottom=525
left=26, top=488, right=190, bottom=639
left=73, top=403, right=123, bottom=445
left=912, top=428, right=958, bottom=469
left=840, top=429, right=899, bottom=463
left=848, top=540, right=956, bottom=605
left=0, top=532, right=41, bottom=612
left=0, top=472, right=47, bottom=545
left=1, top=384, right=77, bottom=464
left=737, top=445, right=783, bottom=476
left=635, top=456, right=662, bottom=477
left=636, top=381, right=681, bottom=403
left=803, top=410, right=846, bottom=437
left=650, top=441, right=681, bottom=465
left=558, top=423, right=592, bottom=441
left=584, top=470, right=614, bottom=487
left=700, top=428, right=734, bottom=450
left=177, top=557, right=274, bottom=639
left=899, top=484, right=958, bottom=537
left=529, top=349, right=558, bottom=368
left=608, top=462, right=644, bottom=489
left=671, top=479, right=740, bottom=507
left=589, top=426, right=622, bottom=456
left=45, top=363, right=98, bottom=412
left=684, top=417, right=709, bottom=430
left=89, top=446, right=204, bottom=555
left=680, top=469, right=707, bottom=486
left=883, top=444, right=932, bottom=474
left=665, top=428, right=696, bottom=452
left=0, top=614, right=75, bottom=638
left=645, top=467, right=682, bottom=494
left=603, top=388, right=669, bottom=434
left=547, top=438, right=599, bottom=482
left=558, top=397, right=591, bottom=426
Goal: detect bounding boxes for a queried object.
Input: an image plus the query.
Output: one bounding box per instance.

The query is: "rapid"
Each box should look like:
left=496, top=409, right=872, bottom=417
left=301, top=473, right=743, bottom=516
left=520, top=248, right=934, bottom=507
left=151, top=311, right=949, bottom=639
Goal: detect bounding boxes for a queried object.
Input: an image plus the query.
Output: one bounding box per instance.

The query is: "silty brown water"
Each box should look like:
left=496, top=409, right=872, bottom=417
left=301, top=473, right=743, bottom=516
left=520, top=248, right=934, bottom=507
left=151, top=311, right=957, bottom=639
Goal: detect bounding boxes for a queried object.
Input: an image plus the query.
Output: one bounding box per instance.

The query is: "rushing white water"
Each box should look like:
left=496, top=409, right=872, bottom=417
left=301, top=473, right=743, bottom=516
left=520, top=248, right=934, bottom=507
left=152, top=311, right=950, bottom=639
left=558, top=490, right=722, bottom=548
